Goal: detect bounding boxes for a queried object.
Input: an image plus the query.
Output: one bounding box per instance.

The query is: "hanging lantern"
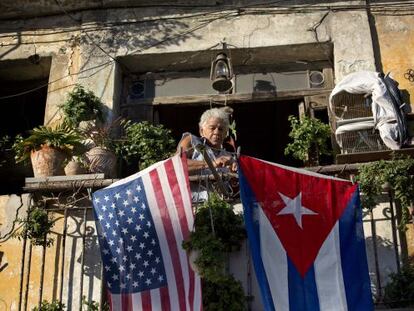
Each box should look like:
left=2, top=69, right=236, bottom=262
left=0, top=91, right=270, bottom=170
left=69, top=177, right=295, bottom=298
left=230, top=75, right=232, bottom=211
left=210, top=52, right=233, bottom=93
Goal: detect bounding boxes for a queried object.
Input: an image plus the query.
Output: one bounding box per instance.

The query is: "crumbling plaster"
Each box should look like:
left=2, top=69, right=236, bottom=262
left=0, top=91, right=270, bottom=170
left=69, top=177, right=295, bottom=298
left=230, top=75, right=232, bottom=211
left=0, top=5, right=375, bottom=124
left=0, top=194, right=30, bottom=311
left=0, top=194, right=102, bottom=310
left=375, top=14, right=414, bottom=106
left=0, top=4, right=382, bottom=309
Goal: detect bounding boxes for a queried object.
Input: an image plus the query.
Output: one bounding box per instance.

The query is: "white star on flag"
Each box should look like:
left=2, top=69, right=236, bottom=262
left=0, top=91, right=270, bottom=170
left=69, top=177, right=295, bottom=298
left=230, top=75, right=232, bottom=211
left=277, top=192, right=317, bottom=228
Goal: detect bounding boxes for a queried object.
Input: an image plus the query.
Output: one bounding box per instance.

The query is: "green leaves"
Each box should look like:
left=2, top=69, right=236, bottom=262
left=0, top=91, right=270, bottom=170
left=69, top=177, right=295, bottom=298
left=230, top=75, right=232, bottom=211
left=384, top=264, right=414, bottom=308
left=16, top=207, right=55, bottom=247
left=81, top=296, right=109, bottom=311
left=357, top=155, right=414, bottom=231
left=284, top=115, right=331, bottom=163
left=202, top=275, right=246, bottom=311
left=60, top=84, right=104, bottom=127
left=116, top=121, right=176, bottom=170
left=182, top=194, right=246, bottom=310
left=12, top=124, right=84, bottom=163
left=32, top=300, right=65, bottom=311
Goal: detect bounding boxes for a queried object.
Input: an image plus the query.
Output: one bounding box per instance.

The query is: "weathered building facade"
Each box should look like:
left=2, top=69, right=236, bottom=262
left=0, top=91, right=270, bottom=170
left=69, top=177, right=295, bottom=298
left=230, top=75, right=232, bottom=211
left=0, top=0, right=413, bottom=310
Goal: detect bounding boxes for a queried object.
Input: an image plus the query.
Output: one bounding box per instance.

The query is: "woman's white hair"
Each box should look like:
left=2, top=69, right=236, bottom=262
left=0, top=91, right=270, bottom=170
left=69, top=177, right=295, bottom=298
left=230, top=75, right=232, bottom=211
left=198, top=107, right=233, bottom=132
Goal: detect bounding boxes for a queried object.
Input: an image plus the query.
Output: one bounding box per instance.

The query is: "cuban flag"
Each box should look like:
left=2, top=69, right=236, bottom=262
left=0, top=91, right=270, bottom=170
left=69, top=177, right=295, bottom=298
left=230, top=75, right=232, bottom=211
left=238, top=155, right=373, bottom=311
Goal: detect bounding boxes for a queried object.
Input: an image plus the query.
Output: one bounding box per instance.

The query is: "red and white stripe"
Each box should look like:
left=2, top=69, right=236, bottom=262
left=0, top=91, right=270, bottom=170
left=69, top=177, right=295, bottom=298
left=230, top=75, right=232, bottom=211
left=107, top=154, right=202, bottom=311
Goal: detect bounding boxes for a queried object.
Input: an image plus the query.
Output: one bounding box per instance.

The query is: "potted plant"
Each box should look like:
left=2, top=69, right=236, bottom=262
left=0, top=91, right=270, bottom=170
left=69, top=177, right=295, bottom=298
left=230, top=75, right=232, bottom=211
left=284, top=115, right=332, bottom=166
left=81, top=119, right=176, bottom=177
left=12, top=124, right=84, bottom=177
left=81, top=120, right=121, bottom=178
left=59, top=84, right=106, bottom=175
left=116, top=120, right=176, bottom=170
left=60, top=84, right=105, bottom=128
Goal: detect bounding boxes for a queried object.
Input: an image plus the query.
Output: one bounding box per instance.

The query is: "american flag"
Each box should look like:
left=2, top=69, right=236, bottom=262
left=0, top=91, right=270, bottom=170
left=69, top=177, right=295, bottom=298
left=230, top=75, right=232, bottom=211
left=92, top=154, right=202, bottom=311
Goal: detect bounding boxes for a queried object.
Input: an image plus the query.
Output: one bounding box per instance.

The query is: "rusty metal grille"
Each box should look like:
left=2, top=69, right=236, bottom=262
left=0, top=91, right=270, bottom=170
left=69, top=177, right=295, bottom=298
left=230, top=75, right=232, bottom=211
left=14, top=175, right=409, bottom=310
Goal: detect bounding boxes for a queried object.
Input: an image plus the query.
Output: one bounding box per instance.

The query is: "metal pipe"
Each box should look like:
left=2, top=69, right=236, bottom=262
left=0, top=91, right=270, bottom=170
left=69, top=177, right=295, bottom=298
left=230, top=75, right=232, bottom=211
left=38, top=242, right=47, bottom=308
left=59, top=207, right=69, bottom=302
left=99, top=264, right=105, bottom=310
left=17, top=224, right=28, bottom=311
left=39, top=206, right=92, bottom=212
left=18, top=195, right=34, bottom=311
left=370, top=208, right=382, bottom=300
left=388, top=191, right=401, bottom=274
left=79, top=206, right=88, bottom=311
left=23, top=242, right=33, bottom=311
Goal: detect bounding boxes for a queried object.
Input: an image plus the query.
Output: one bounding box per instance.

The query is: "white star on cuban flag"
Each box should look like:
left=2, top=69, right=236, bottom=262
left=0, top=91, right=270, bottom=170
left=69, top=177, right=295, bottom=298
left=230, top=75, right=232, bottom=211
left=277, top=192, right=318, bottom=229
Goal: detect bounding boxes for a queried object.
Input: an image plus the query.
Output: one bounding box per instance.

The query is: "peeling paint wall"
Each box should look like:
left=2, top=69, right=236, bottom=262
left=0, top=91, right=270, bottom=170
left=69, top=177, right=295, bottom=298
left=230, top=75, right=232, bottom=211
left=0, top=195, right=101, bottom=311
left=374, top=13, right=414, bottom=259
left=375, top=14, right=414, bottom=107
left=2, top=1, right=412, bottom=309
left=0, top=195, right=29, bottom=311
left=0, top=3, right=376, bottom=126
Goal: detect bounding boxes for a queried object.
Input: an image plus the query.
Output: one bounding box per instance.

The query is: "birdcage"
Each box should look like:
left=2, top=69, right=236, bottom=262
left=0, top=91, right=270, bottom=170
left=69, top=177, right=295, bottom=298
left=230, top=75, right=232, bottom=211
left=335, top=118, right=387, bottom=154
left=330, top=92, right=372, bottom=121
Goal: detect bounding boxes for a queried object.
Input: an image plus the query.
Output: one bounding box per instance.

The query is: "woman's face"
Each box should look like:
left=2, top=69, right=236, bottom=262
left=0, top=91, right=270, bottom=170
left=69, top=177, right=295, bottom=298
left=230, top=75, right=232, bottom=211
left=200, top=117, right=227, bottom=148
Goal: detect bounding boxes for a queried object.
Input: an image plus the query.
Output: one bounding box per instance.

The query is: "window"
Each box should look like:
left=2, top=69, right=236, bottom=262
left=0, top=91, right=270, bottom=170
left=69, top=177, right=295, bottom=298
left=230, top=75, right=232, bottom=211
left=119, top=44, right=334, bottom=167
left=0, top=57, right=50, bottom=194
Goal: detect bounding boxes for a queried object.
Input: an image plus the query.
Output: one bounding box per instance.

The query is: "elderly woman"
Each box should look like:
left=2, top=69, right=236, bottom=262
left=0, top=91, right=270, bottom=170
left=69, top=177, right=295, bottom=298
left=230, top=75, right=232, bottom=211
left=177, top=107, right=237, bottom=174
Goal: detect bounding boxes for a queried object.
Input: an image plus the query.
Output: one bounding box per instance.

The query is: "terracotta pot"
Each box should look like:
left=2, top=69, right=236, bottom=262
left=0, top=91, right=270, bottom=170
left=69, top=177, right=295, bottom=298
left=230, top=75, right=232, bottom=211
left=86, top=147, right=117, bottom=178
left=64, top=159, right=87, bottom=176
left=30, top=146, right=67, bottom=177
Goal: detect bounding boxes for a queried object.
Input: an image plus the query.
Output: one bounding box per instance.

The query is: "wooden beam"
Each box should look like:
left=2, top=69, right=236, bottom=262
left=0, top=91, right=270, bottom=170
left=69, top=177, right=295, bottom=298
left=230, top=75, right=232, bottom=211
left=122, top=89, right=333, bottom=107
left=336, top=148, right=414, bottom=164
left=23, top=179, right=118, bottom=192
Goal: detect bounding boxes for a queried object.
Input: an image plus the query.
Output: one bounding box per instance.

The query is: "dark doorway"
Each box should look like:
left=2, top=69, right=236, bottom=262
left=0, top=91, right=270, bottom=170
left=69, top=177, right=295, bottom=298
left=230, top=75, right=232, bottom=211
left=0, top=79, right=48, bottom=194
left=231, top=100, right=302, bottom=166
left=156, top=99, right=302, bottom=167
left=156, top=105, right=206, bottom=143
left=313, top=107, right=334, bottom=165
left=0, top=79, right=47, bottom=138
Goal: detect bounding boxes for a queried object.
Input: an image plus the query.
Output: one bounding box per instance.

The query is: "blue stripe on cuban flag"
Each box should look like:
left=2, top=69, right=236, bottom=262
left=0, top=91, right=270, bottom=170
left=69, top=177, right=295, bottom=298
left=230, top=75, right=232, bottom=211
left=239, top=166, right=373, bottom=311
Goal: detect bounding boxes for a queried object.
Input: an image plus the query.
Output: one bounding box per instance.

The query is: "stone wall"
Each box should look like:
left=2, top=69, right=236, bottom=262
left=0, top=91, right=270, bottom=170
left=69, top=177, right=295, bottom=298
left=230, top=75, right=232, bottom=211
left=1, top=1, right=413, bottom=309
left=0, top=2, right=376, bottom=125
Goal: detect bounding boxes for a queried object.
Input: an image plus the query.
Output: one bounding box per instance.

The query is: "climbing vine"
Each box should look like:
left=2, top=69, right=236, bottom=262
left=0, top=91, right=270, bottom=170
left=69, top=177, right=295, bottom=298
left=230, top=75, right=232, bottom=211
left=16, top=207, right=55, bottom=247
left=182, top=194, right=247, bottom=310
left=357, top=155, right=414, bottom=231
